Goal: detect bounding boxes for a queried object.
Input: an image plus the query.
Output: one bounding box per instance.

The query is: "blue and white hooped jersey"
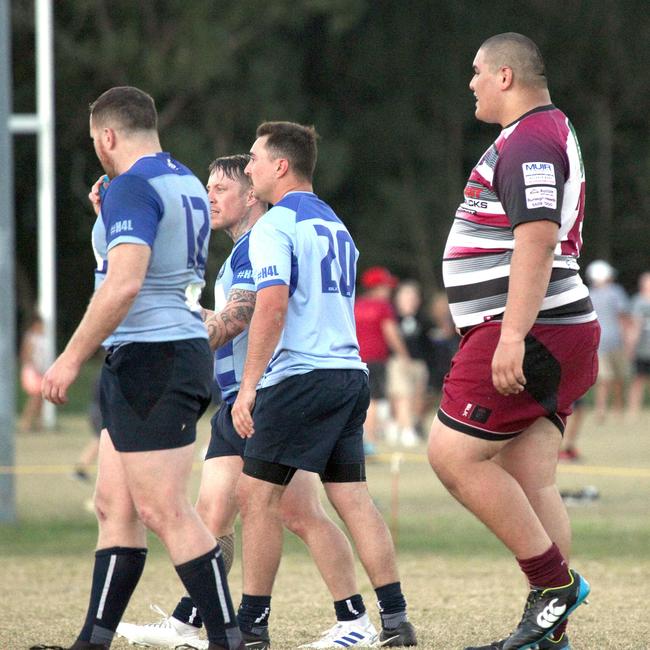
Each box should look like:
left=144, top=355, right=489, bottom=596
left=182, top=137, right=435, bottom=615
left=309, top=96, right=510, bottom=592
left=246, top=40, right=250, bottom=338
left=248, top=191, right=366, bottom=388
left=213, top=231, right=256, bottom=403
left=91, top=153, right=210, bottom=347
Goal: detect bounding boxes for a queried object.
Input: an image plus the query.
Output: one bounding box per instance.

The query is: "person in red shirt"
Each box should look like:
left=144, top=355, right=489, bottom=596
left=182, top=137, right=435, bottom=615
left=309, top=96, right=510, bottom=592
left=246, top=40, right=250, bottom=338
left=354, top=267, right=409, bottom=454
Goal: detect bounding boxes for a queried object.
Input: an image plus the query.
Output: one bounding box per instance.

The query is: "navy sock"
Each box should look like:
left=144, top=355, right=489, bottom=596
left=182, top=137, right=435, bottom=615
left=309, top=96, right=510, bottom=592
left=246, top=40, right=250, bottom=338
left=175, top=546, right=241, bottom=648
left=237, top=594, right=271, bottom=635
left=77, top=546, right=147, bottom=646
left=172, top=595, right=203, bottom=628
left=375, top=582, right=408, bottom=629
left=334, top=594, right=366, bottom=621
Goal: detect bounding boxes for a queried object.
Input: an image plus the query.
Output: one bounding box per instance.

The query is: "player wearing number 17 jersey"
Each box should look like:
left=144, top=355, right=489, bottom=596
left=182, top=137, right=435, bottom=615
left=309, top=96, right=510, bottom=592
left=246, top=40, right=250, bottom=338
left=230, top=122, right=416, bottom=648
left=36, top=87, right=240, bottom=650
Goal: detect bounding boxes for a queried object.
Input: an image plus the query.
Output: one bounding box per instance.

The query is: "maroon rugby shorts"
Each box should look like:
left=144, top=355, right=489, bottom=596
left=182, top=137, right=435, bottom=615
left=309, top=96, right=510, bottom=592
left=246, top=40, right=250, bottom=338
left=438, top=320, right=600, bottom=439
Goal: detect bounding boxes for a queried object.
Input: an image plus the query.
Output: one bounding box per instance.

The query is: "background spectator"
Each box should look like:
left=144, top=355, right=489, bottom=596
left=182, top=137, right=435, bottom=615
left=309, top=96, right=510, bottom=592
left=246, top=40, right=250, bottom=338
left=627, top=271, right=650, bottom=420
left=424, top=292, right=459, bottom=409
left=586, top=260, right=633, bottom=422
left=71, top=368, right=102, bottom=482
left=386, top=281, right=431, bottom=447
left=18, top=313, right=49, bottom=432
left=559, top=399, right=586, bottom=463
left=354, top=266, right=409, bottom=454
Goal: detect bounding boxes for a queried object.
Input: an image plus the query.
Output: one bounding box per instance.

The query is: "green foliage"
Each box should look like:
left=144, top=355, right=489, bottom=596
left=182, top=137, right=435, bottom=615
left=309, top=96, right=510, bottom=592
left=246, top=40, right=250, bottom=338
left=11, top=1, right=650, bottom=340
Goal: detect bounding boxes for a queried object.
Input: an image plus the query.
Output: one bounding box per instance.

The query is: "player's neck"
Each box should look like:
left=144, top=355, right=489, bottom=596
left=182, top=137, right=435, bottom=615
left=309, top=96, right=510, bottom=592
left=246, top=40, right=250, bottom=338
left=227, top=206, right=266, bottom=242
left=271, top=179, right=313, bottom=205
left=499, top=89, right=552, bottom=127
left=114, top=136, right=163, bottom=175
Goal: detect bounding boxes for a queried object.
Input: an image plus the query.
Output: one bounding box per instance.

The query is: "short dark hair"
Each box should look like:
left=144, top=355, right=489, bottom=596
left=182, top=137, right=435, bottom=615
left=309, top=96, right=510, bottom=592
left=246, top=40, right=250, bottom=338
left=89, top=86, right=158, bottom=131
left=480, top=33, right=547, bottom=89
left=208, top=154, right=251, bottom=187
left=255, top=121, right=318, bottom=182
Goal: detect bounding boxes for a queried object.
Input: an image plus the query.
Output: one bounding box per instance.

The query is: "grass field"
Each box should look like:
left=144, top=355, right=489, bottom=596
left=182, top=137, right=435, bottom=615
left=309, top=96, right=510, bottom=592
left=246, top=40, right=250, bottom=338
left=2, top=409, right=650, bottom=649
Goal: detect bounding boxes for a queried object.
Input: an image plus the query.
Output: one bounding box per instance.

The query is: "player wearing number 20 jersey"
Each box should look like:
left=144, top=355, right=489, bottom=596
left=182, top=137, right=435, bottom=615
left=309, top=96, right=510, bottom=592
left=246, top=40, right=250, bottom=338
left=248, top=190, right=367, bottom=388
left=92, top=152, right=210, bottom=347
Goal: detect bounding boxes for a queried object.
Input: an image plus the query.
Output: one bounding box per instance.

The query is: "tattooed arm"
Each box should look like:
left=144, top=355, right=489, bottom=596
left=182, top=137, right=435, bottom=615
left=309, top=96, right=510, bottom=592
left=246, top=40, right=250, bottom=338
left=203, top=288, right=256, bottom=352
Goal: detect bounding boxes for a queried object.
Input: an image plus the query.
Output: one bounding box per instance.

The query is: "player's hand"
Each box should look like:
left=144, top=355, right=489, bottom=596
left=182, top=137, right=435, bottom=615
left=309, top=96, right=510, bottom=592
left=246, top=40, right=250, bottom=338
left=88, top=175, right=110, bottom=215
left=232, top=386, right=257, bottom=438
left=41, top=352, right=82, bottom=405
left=491, top=338, right=526, bottom=396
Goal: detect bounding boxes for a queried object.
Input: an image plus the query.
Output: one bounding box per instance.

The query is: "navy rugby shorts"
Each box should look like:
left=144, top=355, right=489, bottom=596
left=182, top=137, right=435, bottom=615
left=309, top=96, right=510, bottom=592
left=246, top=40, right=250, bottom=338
left=205, top=401, right=245, bottom=459
left=100, top=338, right=212, bottom=452
left=243, top=369, right=369, bottom=482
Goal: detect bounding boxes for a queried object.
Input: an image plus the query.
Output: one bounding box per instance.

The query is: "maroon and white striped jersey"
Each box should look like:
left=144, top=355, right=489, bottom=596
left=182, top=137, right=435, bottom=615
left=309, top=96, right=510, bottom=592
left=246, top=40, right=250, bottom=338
left=443, top=105, right=596, bottom=330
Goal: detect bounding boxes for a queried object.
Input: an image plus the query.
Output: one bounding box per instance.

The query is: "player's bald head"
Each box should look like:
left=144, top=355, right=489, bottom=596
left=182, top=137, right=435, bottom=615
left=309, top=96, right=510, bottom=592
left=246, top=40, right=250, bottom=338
left=479, top=33, right=547, bottom=89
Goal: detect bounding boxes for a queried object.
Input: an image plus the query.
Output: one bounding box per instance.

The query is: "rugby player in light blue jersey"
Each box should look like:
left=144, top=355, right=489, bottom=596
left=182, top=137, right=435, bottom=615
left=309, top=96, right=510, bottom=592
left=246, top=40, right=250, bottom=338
left=38, top=87, right=241, bottom=650
left=232, top=122, right=417, bottom=649
left=116, top=155, right=377, bottom=650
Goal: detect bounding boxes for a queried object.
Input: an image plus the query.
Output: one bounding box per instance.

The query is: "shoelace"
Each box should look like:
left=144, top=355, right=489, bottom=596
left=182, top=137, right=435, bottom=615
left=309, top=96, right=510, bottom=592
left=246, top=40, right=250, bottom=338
left=143, top=603, right=175, bottom=629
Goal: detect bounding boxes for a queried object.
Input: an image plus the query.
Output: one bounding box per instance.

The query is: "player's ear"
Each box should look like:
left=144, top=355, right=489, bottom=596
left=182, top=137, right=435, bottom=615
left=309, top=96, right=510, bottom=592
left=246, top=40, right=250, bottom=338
left=104, top=127, right=117, bottom=150
left=276, top=158, right=290, bottom=178
left=499, top=65, right=514, bottom=89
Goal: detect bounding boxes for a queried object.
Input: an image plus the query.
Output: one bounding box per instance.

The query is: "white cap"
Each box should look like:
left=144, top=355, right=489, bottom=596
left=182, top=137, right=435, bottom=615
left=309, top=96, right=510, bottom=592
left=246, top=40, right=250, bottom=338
left=586, top=259, right=615, bottom=283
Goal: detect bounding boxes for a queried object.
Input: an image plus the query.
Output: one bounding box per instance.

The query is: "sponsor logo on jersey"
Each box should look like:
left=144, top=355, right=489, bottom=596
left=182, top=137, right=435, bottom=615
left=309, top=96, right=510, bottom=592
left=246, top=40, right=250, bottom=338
left=522, top=162, right=555, bottom=186
left=525, top=186, right=557, bottom=210
left=109, top=219, right=134, bottom=236
left=257, top=265, right=279, bottom=280
left=463, top=198, right=489, bottom=210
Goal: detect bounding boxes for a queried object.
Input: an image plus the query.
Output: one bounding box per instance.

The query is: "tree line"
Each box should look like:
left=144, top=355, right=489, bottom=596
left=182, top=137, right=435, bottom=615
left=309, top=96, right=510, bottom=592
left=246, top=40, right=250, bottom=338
left=12, top=0, right=650, bottom=342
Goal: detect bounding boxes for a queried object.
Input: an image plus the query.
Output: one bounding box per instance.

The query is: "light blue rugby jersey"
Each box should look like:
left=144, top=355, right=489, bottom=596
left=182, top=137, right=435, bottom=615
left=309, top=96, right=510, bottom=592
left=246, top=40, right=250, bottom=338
left=248, top=191, right=366, bottom=388
left=213, top=231, right=256, bottom=403
left=91, top=152, right=210, bottom=347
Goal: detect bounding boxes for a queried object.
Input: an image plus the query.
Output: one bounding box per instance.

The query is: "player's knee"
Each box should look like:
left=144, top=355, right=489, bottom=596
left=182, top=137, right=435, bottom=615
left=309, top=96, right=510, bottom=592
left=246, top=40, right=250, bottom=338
left=235, top=478, right=252, bottom=515
left=196, top=496, right=233, bottom=536
left=94, top=488, right=136, bottom=526
left=133, top=498, right=183, bottom=536
left=280, top=500, right=320, bottom=538
left=195, top=498, right=217, bottom=531
left=280, top=511, right=307, bottom=537
left=133, top=502, right=162, bottom=534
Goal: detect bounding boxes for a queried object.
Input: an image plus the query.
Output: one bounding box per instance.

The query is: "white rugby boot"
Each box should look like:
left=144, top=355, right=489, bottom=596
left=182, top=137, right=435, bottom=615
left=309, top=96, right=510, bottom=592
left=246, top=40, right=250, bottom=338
left=299, top=613, right=378, bottom=648
left=116, top=603, right=208, bottom=649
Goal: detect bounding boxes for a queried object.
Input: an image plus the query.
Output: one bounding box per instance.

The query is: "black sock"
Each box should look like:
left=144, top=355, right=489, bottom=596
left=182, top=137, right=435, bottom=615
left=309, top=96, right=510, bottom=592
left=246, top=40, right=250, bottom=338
left=237, top=594, right=271, bottom=635
left=77, top=546, right=147, bottom=646
left=375, top=582, right=408, bottom=629
left=175, top=546, right=241, bottom=649
left=334, top=594, right=366, bottom=621
left=171, top=595, right=203, bottom=628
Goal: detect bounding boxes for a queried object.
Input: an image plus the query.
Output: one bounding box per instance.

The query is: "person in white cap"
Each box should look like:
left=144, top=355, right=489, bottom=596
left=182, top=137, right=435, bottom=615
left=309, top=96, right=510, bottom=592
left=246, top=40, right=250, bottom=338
left=586, top=259, right=633, bottom=421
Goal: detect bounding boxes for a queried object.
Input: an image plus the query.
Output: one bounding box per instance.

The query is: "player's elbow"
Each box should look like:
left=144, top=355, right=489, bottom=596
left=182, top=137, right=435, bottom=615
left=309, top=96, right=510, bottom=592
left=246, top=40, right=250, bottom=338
left=116, top=278, right=144, bottom=302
